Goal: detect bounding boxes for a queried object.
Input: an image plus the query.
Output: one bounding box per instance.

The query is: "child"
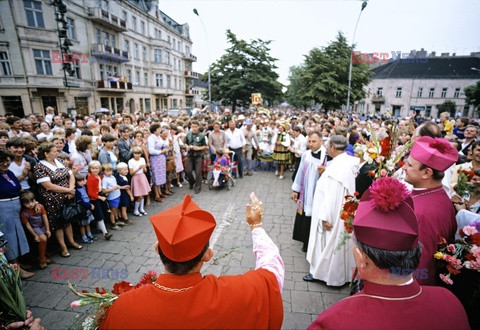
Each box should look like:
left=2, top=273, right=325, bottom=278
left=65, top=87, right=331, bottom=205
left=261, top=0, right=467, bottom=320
left=86, top=160, right=112, bottom=240
left=19, top=191, right=51, bottom=269
left=74, top=173, right=96, bottom=243
left=101, top=163, right=123, bottom=230
left=116, top=162, right=134, bottom=225
left=212, top=149, right=231, bottom=187
left=128, top=146, right=151, bottom=216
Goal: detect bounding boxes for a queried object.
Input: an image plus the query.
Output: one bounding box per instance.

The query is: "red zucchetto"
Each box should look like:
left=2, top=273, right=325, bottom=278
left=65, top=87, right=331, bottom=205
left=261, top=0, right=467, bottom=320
left=150, top=194, right=216, bottom=262
left=410, top=136, right=458, bottom=171
left=353, top=177, right=419, bottom=251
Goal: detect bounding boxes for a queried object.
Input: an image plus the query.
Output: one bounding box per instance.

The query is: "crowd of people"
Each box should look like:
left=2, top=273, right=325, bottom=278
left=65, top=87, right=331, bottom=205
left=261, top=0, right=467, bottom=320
left=0, top=105, right=478, bottom=328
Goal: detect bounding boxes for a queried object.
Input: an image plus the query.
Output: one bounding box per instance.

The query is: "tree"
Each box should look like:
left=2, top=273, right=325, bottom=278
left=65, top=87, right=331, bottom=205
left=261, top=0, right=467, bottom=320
left=464, top=81, right=480, bottom=116
left=208, top=30, right=283, bottom=112
left=436, top=100, right=457, bottom=117
left=286, top=32, right=371, bottom=111
left=285, top=66, right=313, bottom=109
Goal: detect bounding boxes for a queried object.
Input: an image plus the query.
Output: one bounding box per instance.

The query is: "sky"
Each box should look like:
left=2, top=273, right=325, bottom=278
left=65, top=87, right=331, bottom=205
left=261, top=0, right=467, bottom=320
left=158, top=0, right=480, bottom=86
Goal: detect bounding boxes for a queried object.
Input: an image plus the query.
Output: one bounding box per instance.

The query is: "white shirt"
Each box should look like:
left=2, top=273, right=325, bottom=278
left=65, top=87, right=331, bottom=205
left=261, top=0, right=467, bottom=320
left=36, top=159, right=72, bottom=184
left=225, top=128, right=246, bottom=149
left=292, top=134, right=307, bottom=158
left=8, top=158, right=30, bottom=190
left=36, top=132, right=53, bottom=140
left=128, top=157, right=146, bottom=176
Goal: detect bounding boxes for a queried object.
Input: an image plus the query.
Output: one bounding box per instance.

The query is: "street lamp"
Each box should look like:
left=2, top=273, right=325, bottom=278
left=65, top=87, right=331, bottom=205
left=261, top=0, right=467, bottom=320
left=193, top=8, right=211, bottom=108
left=346, top=1, right=368, bottom=113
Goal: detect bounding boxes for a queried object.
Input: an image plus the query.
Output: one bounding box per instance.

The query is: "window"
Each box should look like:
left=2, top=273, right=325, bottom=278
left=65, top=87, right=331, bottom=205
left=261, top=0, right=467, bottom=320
left=178, top=41, right=181, bottom=51
left=132, top=16, right=137, bottom=31
left=166, top=75, right=171, bottom=88
left=173, top=58, right=177, bottom=70
left=66, top=18, right=76, bottom=40
left=96, top=29, right=101, bottom=44
left=426, top=106, right=432, bottom=117
left=156, top=73, right=163, bottom=87
left=441, top=88, right=447, bottom=98
left=376, top=87, right=383, bottom=97
left=142, top=46, right=147, bottom=61
left=134, top=43, right=139, bottom=59
left=167, top=35, right=170, bottom=44
left=174, top=78, right=177, bottom=89
left=144, top=72, right=148, bottom=86
left=145, top=98, right=150, bottom=112
left=0, top=52, right=12, bottom=76
left=154, top=49, right=162, bottom=63
left=122, top=11, right=127, bottom=22
left=102, top=31, right=109, bottom=46
left=141, top=21, right=145, bottom=35
left=395, top=87, right=402, bottom=98
left=110, top=35, right=115, bottom=48
left=72, top=59, right=80, bottom=79
left=185, top=45, right=190, bottom=54
left=24, top=0, right=45, bottom=28
left=135, top=70, right=140, bottom=84
left=454, top=88, right=460, bottom=98
left=166, top=51, right=170, bottom=64
left=172, top=99, right=177, bottom=108
left=172, top=38, right=176, bottom=49
left=155, top=28, right=161, bottom=39
left=99, top=64, right=105, bottom=80
left=124, top=40, right=129, bottom=52
left=127, top=69, right=131, bottom=82
left=429, top=88, right=434, bottom=98
left=417, top=87, right=423, bottom=98
left=33, top=49, right=52, bottom=75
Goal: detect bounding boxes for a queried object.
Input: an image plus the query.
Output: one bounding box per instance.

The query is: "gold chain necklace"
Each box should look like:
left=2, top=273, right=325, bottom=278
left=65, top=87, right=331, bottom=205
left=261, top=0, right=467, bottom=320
left=153, top=282, right=193, bottom=292
left=344, top=287, right=422, bottom=301
left=411, top=188, right=444, bottom=199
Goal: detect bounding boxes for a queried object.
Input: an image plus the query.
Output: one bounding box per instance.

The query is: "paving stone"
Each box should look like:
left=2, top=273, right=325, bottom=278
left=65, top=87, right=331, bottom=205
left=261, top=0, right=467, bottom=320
left=291, top=290, right=324, bottom=314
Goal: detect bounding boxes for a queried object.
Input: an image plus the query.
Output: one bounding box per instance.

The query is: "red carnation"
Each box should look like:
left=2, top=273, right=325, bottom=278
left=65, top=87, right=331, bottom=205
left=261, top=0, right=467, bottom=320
left=368, top=170, right=376, bottom=177
left=437, top=237, right=447, bottom=248
left=369, top=177, right=410, bottom=212
left=112, top=281, right=134, bottom=295
left=379, top=136, right=391, bottom=157
left=95, top=287, right=107, bottom=294
left=446, top=264, right=461, bottom=275
left=471, top=233, right=480, bottom=245
left=466, top=253, right=475, bottom=261
left=344, top=222, right=353, bottom=234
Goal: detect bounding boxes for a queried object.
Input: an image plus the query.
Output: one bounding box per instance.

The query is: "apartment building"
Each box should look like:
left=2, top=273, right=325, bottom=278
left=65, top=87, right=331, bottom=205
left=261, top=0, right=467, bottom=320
left=0, top=0, right=199, bottom=117
left=357, top=51, right=480, bottom=118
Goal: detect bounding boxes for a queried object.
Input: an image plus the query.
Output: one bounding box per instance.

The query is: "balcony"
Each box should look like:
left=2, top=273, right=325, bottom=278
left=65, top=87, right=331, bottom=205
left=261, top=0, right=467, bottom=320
left=184, top=71, right=200, bottom=79
left=183, top=53, right=197, bottom=62
left=86, top=7, right=127, bottom=32
left=371, top=95, right=385, bottom=103
left=91, top=44, right=129, bottom=63
left=185, top=89, right=199, bottom=96
left=96, top=80, right=133, bottom=91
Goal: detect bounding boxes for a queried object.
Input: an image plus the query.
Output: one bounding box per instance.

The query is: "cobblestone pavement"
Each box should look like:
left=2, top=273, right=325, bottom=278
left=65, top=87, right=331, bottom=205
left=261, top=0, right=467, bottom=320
left=23, top=169, right=349, bottom=329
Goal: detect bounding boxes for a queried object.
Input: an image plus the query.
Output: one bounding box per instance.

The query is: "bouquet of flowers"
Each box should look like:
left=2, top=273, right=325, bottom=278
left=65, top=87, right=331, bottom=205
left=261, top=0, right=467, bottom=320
left=435, top=223, right=480, bottom=284
left=454, top=169, right=475, bottom=199
left=69, top=271, right=158, bottom=329
left=0, top=251, right=27, bottom=327
left=338, top=124, right=413, bottom=249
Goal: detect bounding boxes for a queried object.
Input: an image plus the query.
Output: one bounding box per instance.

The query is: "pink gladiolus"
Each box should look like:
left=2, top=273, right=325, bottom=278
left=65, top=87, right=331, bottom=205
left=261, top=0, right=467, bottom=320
left=463, top=225, right=478, bottom=236
left=447, top=244, right=456, bottom=253
left=70, top=300, right=81, bottom=308
left=439, top=274, right=453, bottom=285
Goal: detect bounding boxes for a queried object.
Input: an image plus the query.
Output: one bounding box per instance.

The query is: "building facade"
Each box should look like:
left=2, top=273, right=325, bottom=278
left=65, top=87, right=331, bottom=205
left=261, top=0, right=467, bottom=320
left=0, top=0, right=199, bottom=117
left=357, top=51, right=480, bottom=118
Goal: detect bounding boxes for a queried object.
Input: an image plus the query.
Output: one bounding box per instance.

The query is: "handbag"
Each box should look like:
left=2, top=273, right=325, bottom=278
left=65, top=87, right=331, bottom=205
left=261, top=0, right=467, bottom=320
left=166, top=157, right=176, bottom=171
left=62, top=198, right=83, bottom=223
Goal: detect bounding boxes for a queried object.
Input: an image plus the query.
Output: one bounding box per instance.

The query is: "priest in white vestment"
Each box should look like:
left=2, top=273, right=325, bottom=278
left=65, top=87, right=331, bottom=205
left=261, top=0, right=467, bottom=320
left=304, top=135, right=360, bottom=286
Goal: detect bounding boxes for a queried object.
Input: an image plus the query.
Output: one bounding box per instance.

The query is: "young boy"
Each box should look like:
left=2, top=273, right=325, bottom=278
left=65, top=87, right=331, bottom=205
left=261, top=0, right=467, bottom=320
left=74, top=173, right=97, bottom=243
left=86, top=160, right=112, bottom=240
left=101, top=163, right=123, bottom=230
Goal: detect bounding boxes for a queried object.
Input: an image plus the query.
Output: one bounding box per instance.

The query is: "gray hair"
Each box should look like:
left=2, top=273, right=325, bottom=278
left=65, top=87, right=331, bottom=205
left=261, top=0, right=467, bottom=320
left=328, top=135, right=348, bottom=151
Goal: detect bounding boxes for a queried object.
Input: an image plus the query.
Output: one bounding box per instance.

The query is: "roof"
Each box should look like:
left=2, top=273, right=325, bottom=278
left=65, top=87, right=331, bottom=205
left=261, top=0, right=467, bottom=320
left=126, top=0, right=154, bottom=13
left=372, top=56, right=480, bottom=80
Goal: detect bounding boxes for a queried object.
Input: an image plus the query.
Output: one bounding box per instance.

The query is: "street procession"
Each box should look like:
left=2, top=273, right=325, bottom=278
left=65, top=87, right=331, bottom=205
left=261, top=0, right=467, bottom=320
left=0, top=0, right=479, bottom=329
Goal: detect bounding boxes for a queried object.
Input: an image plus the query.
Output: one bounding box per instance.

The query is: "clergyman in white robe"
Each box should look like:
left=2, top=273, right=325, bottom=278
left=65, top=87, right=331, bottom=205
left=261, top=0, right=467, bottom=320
left=307, top=151, right=359, bottom=286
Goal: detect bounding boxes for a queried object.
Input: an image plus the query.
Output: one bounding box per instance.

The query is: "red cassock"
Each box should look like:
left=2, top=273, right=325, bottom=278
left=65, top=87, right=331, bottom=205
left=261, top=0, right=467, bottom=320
left=101, top=269, right=283, bottom=329
left=411, top=187, right=457, bottom=285
left=309, top=280, right=469, bottom=330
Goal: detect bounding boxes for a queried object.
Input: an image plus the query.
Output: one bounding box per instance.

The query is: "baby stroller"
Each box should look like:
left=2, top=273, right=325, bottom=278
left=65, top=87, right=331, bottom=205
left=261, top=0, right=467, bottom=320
left=208, top=150, right=235, bottom=191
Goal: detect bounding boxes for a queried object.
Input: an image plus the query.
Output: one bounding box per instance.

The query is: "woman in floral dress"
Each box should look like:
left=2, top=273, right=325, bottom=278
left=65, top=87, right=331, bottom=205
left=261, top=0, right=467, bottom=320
left=34, top=142, right=81, bottom=257
left=272, top=123, right=291, bottom=180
